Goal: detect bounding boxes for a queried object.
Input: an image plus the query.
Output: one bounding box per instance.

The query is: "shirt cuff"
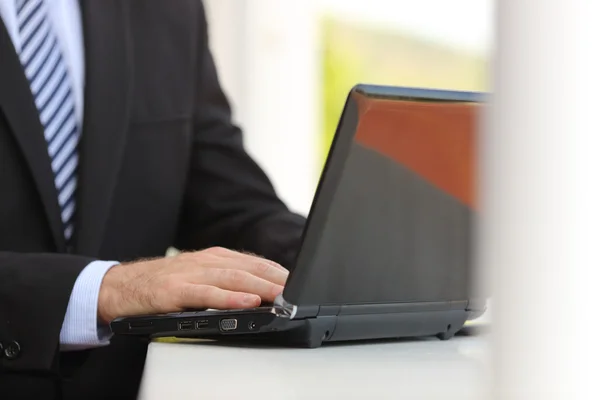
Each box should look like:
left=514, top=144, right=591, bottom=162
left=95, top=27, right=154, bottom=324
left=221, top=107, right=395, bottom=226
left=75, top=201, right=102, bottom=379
left=59, top=260, right=120, bottom=351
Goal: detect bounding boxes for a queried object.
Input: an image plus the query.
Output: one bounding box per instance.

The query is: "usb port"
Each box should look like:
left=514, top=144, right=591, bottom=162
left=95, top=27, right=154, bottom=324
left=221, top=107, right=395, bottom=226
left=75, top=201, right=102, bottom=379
left=196, top=320, right=209, bottom=329
left=178, top=321, right=194, bottom=331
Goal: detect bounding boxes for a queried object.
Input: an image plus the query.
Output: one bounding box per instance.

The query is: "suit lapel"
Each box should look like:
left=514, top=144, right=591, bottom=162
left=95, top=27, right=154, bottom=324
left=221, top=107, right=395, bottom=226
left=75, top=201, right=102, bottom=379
left=0, top=17, right=66, bottom=251
left=75, top=0, right=133, bottom=256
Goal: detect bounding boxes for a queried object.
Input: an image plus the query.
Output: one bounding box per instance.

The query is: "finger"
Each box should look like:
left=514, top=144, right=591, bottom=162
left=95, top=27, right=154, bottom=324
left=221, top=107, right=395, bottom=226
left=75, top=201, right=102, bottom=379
left=254, top=256, right=289, bottom=273
left=195, top=268, right=284, bottom=302
left=178, top=284, right=261, bottom=310
left=209, top=247, right=289, bottom=273
left=205, top=249, right=288, bottom=286
left=246, top=254, right=288, bottom=273
left=235, top=257, right=288, bottom=287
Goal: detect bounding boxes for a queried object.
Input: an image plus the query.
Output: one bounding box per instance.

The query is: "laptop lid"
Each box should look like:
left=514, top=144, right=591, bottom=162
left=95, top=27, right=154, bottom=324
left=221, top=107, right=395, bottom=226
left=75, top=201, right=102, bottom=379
left=283, top=85, right=483, bottom=309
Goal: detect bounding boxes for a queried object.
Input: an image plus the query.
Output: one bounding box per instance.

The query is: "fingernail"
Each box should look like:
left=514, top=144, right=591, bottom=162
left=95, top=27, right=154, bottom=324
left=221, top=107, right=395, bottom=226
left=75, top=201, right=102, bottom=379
left=243, top=295, right=258, bottom=306
left=272, top=285, right=284, bottom=297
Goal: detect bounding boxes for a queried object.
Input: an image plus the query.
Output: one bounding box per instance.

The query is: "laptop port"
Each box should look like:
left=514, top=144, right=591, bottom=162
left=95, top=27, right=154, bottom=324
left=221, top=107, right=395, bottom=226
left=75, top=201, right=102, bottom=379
left=178, top=321, right=194, bottom=331
left=196, top=320, right=209, bottom=329
left=128, top=320, right=153, bottom=330
left=219, top=318, right=238, bottom=331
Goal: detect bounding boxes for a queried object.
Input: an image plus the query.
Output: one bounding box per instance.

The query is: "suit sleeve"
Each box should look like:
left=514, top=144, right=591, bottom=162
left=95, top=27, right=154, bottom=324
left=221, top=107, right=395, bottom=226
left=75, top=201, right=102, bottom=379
left=174, top=2, right=305, bottom=270
left=0, top=252, right=94, bottom=374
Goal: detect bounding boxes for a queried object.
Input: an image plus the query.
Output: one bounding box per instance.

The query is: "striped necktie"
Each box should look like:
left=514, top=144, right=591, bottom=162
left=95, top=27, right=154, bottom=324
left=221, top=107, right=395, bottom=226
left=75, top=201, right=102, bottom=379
left=16, top=0, right=80, bottom=243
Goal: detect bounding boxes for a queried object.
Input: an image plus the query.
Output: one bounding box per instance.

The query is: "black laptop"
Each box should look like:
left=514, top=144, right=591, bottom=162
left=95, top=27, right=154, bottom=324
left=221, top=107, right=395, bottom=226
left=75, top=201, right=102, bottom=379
left=110, top=84, right=486, bottom=348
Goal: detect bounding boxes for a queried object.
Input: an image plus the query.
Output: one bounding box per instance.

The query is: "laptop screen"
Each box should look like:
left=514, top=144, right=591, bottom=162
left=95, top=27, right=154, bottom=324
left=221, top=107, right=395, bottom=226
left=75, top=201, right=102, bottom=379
left=286, top=85, right=481, bottom=307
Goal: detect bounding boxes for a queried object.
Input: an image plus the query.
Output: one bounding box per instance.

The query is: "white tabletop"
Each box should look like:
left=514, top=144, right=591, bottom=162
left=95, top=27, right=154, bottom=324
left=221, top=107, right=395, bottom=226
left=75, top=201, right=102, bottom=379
left=138, top=326, right=490, bottom=400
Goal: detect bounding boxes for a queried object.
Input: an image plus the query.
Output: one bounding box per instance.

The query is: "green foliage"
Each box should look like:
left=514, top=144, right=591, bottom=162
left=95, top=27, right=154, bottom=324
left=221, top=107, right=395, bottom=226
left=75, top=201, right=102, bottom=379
left=319, top=18, right=488, bottom=165
left=321, top=19, right=365, bottom=163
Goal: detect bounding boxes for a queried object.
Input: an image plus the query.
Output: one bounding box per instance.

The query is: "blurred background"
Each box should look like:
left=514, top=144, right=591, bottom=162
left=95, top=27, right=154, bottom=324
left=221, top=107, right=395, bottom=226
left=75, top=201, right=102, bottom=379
left=204, top=0, right=493, bottom=216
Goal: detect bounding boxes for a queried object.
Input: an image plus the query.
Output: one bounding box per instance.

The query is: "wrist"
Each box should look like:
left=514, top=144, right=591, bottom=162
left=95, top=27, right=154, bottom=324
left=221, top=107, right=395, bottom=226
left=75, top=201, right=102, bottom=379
left=98, top=263, right=126, bottom=325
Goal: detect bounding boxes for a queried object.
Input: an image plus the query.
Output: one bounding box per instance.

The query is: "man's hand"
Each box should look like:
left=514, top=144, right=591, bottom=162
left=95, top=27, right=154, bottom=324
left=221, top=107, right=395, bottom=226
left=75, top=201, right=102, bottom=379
left=97, top=247, right=288, bottom=324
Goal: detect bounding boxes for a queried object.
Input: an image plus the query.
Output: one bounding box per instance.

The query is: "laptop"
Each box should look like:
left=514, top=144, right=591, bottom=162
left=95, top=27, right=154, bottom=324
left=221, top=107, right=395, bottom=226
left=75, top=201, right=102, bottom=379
left=110, top=84, right=486, bottom=347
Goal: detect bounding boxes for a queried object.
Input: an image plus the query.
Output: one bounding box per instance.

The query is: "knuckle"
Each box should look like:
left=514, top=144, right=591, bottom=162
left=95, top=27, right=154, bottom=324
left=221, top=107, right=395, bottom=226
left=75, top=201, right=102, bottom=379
left=199, top=284, right=219, bottom=299
left=192, top=284, right=220, bottom=306
left=250, top=260, right=271, bottom=275
left=174, top=285, right=191, bottom=304
left=224, top=293, right=242, bottom=309
left=206, top=246, right=228, bottom=256
left=223, top=268, right=250, bottom=285
left=164, top=278, right=184, bottom=302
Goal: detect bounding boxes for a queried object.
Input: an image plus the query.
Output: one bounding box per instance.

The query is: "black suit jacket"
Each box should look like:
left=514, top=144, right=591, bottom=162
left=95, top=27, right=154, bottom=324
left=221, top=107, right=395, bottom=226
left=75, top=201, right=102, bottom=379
left=0, top=1, right=305, bottom=398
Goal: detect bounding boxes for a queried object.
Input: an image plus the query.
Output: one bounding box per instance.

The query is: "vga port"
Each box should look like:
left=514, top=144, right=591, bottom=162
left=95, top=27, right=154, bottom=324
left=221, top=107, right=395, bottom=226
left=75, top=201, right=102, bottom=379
left=219, top=318, right=238, bottom=331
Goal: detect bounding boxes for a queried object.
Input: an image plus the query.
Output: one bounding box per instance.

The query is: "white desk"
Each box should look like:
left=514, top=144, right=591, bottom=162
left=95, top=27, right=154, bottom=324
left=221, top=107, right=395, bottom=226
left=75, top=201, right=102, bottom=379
left=138, top=328, right=490, bottom=400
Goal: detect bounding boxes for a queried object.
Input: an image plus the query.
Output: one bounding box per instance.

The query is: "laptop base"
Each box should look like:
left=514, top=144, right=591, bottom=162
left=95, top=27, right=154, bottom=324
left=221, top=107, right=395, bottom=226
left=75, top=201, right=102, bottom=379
left=111, top=307, right=470, bottom=348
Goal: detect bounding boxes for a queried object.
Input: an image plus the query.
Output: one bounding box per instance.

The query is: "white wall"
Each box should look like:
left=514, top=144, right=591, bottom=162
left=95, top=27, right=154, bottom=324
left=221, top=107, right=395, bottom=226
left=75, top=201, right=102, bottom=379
left=484, top=0, right=600, bottom=397
left=203, top=0, right=321, bottom=216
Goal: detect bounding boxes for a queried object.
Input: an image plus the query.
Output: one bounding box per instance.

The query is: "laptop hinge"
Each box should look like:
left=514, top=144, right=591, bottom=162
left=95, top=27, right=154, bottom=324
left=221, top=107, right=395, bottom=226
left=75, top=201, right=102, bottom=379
left=318, top=305, right=341, bottom=317
left=271, top=295, right=319, bottom=319
left=294, top=305, right=319, bottom=319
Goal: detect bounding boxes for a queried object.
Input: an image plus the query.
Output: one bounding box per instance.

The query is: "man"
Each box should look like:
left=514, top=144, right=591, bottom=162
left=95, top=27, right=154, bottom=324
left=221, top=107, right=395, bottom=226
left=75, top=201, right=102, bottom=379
left=0, top=1, right=305, bottom=399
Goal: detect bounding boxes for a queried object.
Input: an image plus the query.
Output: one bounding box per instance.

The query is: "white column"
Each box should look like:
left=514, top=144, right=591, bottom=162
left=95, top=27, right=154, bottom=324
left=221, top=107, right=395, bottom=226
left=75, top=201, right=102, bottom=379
left=204, top=0, right=320, bottom=216
left=481, top=1, right=600, bottom=398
